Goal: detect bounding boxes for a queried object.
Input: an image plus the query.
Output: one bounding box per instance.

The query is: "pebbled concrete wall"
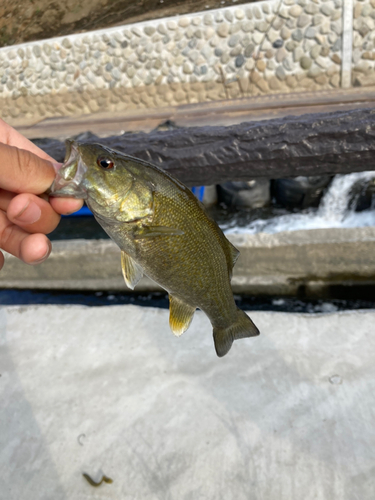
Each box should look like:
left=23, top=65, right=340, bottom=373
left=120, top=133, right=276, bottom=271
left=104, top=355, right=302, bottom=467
left=0, top=0, right=360, bottom=125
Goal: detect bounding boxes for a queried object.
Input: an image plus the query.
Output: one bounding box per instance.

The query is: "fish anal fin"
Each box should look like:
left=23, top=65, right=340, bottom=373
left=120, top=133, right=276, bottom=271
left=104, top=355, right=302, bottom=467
left=133, top=226, right=184, bottom=240
left=121, top=251, right=143, bottom=290
left=213, top=308, right=259, bottom=357
left=228, top=240, right=240, bottom=267
left=169, top=295, right=196, bottom=337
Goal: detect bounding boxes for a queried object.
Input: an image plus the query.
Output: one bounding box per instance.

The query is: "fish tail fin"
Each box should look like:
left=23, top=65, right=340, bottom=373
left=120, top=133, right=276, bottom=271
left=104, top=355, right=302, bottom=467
left=213, top=308, right=259, bottom=358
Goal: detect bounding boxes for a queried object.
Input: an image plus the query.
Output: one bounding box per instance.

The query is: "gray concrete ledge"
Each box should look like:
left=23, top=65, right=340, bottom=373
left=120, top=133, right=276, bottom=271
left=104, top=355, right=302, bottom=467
left=1, top=227, right=375, bottom=294
left=1, top=305, right=375, bottom=499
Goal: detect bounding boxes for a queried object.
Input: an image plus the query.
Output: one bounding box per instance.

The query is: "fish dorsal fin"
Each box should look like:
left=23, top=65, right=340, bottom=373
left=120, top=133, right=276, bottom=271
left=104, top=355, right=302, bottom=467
left=228, top=240, right=240, bottom=267
left=121, top=251, right=143, bottom=290
left=169, top=295, right=196, bottom=337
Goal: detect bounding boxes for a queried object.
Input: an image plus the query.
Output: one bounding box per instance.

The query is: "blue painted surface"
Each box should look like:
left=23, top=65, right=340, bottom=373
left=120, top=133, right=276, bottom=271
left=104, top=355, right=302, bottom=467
left=191, top=186, right=205, bottom=201
left=63, top=206, right=93, bottom=217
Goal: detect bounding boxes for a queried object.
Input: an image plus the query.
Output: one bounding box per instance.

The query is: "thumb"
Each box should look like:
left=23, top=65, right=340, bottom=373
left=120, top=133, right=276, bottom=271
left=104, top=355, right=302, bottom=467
left=0, top=143, right=57, bottom=195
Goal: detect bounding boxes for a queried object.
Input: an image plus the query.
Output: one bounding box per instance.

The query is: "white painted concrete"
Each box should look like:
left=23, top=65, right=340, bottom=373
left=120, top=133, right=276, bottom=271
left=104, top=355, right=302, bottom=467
left=1, top=305, right=375, bottom=499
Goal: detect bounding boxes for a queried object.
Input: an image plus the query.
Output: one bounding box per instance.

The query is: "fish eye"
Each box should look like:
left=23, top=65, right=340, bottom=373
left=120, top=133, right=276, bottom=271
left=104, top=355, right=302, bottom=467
left=97, top=157, right=114, bottom=170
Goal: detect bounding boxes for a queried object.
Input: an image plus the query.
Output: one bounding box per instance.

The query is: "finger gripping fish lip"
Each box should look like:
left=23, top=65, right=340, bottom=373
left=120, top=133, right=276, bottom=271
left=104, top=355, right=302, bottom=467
left=48, top=141, right=89, bottom=199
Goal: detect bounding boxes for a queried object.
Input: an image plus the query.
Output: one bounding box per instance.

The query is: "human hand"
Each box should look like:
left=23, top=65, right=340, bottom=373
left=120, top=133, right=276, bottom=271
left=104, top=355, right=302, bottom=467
left=0, top=118, right=83, bottom=270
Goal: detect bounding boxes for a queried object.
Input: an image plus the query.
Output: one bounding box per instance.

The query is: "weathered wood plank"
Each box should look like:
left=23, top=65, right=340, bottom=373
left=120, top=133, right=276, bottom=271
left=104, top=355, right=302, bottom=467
left=34, top=108, right=375, bottom=186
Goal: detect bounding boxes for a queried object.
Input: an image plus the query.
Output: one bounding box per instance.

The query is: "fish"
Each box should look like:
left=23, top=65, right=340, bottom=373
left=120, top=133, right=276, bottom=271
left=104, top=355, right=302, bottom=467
left=50, top=140, right=260, bottom=356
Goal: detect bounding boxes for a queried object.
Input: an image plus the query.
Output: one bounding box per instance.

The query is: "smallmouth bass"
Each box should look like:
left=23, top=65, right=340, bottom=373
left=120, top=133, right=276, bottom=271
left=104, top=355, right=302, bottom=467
left=50, top=141, right=259, bottom=356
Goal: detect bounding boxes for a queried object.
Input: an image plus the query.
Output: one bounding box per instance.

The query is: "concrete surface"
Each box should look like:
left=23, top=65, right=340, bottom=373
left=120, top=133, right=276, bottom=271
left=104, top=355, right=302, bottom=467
left=1, top=227, right=375, bottom=294
left=1, top=305, right=375, bottom=500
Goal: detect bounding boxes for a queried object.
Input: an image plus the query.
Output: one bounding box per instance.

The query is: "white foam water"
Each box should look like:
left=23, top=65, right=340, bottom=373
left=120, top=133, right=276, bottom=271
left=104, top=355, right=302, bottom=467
left=223, top=171, right=375, bottom=235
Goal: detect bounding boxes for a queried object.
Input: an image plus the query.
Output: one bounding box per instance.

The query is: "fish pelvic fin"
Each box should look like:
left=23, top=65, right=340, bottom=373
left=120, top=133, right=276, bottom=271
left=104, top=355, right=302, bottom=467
left=121, top=251, right=143, bottom=290
left=213, top=308, right=259, bottom=357
left=169, top=295, right=196, bottom=337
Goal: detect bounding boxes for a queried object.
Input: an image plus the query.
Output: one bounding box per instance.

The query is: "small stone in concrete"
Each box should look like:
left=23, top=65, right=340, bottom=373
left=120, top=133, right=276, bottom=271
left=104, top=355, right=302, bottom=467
left=293, top=46, right=304, bottom=62
left=305, top=27, right=316, bottom=39
left=183, top=62, right=193, bottom=74
left=214, top=48, right=223, bottom=57
left=305, top=3, right=319, bottom=14
left=245, top=8, right=253, bottom=19
left=33, top=45, right=41, bottom=57
left=332, top=38, right=341, bottom=52
left=235, top=9, right=245, bottom=20
left=224, top=10, right=233, bottom=22
left=230, top=46, right=242, bottom=57
left=283, top=57, right=293, bottom=71
left=242, top=21, right=254, bottom=33
left=235, top=55, right=245, bottom=67
left=43, top=43, right=51, bottom=56
left=228, top=34, right=241, bottom=47
left=178, top=18, right=190, bottom=27
left=276, top=47, right=287, bottom=62
left=320, top=4, right=333, bottom=16
left=300, top=55, right=312, bottom=69
left=310, top=45, right=321, bottom=59
left=62, top=38, right=72, bottom=49
left=279, top=8, right=290, bottom=19
left=256, top=21, right=269, bottom=33
left=241, top=42, right=254, bottom=58
left=330, top=73, right=340, bottom=87
left=273, top=39, right=283, bottom=48
left=221, top=53, right=230, bottom=64
left=279, top=24, right=290, bottom=39
left=285, top=40, right=297, bottom=51
left=276, top=65, right=286, bottom=80
left=289, top=4, right=302, bottom=17
left=313, top=14, right=324, bottom=26
left=217, top=23, right=229, bottom=37
left=167, top=20, right=177, bottom=30
left=253, top=33, right=263, bottom=44
left=203, top=14, right=213, bottom=25
left=253, top=6, right=262, bottom=19
left=292, top=29, right=303, bottom=41
left=256, top=59, right=266, bottom=71
left=359, top=23, right=370, bottom=37
left=229, top=23, right=241, bottom=35
left=297, top=14, right=310, bottom=28
left=144, top=26, right=155, bottom=36
left=321, top=45, right=330, bottom=57
left=332, top=20, right=342, bottom=36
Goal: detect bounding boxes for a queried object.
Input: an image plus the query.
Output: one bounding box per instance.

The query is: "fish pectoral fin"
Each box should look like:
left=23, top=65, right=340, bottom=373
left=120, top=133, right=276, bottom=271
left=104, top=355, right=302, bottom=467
left=169, top=295, right=196, bottom=336
left=133, top=226, right=184, bottom=240
left=121, top=251, right=143, bottom=290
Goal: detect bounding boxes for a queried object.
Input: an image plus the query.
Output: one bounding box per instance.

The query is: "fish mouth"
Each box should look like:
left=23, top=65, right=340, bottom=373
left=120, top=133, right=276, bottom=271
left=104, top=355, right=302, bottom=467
left=48, top=140, right=88, bottom=199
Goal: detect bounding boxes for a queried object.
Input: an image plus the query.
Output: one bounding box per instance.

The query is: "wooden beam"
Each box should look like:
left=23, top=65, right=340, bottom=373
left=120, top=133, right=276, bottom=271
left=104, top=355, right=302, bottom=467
left=35, top=108, right=375, bottom=186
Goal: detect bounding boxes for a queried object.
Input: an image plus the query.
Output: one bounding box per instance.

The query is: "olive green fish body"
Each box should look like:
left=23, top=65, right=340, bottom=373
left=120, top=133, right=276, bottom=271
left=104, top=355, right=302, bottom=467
left=51, top=141, right=259, bottom=356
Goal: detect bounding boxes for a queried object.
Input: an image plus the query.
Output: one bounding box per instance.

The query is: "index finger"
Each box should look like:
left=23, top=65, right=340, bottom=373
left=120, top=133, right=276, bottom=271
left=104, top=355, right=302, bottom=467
left=0, top=142, right=56, bottom=195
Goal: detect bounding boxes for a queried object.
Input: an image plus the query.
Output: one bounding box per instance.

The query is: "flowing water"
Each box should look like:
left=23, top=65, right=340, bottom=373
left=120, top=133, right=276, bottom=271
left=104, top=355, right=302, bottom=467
left=222, top=171, right=375, bottom=235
